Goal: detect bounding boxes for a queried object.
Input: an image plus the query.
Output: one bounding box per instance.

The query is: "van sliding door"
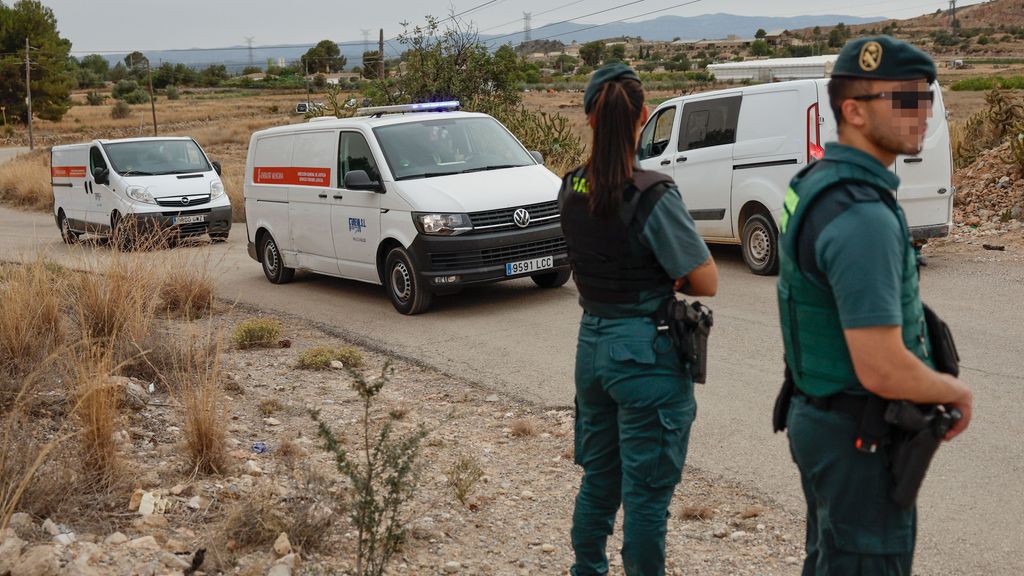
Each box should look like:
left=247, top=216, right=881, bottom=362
left=674, top=95, right=741, bottom=239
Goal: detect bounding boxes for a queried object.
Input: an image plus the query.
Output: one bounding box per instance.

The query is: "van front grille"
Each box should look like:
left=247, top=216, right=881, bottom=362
left=429, top=237, right=566, bottom=271
left=156, top=194, right=211, bottom=208
left=468, top=201, right=560, bottom=233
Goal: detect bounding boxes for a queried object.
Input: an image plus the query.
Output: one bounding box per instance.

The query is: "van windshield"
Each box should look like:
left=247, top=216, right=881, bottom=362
left=373, top=117, right=534, bottom=181
left=101, top=139, right=211, bottom=176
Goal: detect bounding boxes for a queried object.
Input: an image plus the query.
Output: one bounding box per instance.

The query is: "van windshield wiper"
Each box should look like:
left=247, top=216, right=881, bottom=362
left=119, top=170, right=155, bottom=176
left=459, top=164, right=523, bottom=173
left=163, top=169, right=207, bottom=175
left=398, top=172, right=458, bottom=180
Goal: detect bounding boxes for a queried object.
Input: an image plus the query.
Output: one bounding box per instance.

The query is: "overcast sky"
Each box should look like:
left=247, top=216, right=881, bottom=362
left=43, top=0, right=983, bottom=54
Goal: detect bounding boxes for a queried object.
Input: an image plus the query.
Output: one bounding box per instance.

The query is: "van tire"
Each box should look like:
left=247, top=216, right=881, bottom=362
left=741, top=213, right=779, bottom=276
left=111, top=213, right=135, bottom=252
left=385, top=246, right=432, bottom=315
left=58, top=211, right=79, bottom=245
left=532, top=269, right=571, bottom=288
left=260, top=233, right=295, bottom=284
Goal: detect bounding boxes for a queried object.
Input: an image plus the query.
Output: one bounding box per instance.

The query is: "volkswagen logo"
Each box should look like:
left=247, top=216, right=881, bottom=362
left=513, top=208, right=531, bottom=228
left=180, top=196, right=191, bottom=206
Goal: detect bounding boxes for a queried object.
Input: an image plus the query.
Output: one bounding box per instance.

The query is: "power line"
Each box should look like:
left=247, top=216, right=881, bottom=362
left=528, top=0, right=705, bottom=43
left=485, top=0, right=650, bottom=45
left=478, top=0, right=589, bottom=33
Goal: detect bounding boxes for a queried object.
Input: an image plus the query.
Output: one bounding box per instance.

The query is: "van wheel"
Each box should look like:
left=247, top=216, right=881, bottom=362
left=742, top=213, right=779, bottom=276
left=111, top=214, right=135, bottom=252
left=385, top=246, right=432, bottom=315
left=532, top=269, right=571, bottom=288
left=260, top=233, right=295, bottom=284
left=58, top=212, right=79, bottom=245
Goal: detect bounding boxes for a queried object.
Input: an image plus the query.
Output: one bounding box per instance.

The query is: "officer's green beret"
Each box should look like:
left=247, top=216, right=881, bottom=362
left=584, top=62, right=641, bottom=114
left=832, top=36, right=936, bottom=83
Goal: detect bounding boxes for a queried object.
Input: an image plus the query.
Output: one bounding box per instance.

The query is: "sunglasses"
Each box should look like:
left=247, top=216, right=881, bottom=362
left=851, top=91, right=935, bottom=110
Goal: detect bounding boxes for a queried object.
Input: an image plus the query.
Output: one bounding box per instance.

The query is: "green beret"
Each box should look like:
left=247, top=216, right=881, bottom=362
left=832, top=36, right=936, bottom=83
left=584, top=62, right=641, bottom=114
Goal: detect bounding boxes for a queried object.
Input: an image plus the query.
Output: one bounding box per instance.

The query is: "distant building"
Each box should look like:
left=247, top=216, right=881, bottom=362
left=307, top=72, right=361, bottom=85
left=707, top=55, right=838, bottom=82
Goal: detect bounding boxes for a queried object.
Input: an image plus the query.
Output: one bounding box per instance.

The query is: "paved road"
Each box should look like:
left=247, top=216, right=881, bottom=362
left=2, top=203, right=1021, bottom=575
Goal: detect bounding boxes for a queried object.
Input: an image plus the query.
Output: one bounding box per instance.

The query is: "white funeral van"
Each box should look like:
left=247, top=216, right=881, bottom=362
left=638, top=78, right=953, bottom=275
left=51, top=137, right=231, bottom=245
left=243, top=101, right=570, bottom=315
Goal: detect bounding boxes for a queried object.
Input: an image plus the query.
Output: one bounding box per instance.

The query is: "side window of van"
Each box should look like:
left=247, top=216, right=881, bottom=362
left=679, top=96, right=741, bottom=151
left=89, top=146, right=107, bottom=174
left=638, top=106, right=677, bottom=160
left=338, top=132, right=381, bottom=186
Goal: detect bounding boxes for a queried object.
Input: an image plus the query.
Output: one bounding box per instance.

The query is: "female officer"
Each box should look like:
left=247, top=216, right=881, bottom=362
left=560, top=63, right=718, bottom=576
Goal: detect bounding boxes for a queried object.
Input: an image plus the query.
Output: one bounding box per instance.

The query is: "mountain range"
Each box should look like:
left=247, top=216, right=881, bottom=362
left=93, top=12, right=886, bottom=72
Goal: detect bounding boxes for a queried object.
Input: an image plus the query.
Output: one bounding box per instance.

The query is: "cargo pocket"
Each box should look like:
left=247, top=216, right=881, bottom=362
left=646, top=406, right=694, bottom=489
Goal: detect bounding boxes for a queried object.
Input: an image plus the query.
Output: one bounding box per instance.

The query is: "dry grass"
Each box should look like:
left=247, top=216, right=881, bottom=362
left=158, top=265, right=216, bottom=319
left=447, top=454, right=485, bottom=506
left=0, top=150, right=52, bottom=211
left=178, top=331, right=228, bottom=475
left=232, top=318, right=283, bottom=349
left=72, top=255, right=159, bottom=362
left=0, top=260, right=64, bottom=396
left=510, top=418, right=537, bottom=438
left=73, top=346, right=121, bottom=482
left=259, top=398, right=283, bottom=416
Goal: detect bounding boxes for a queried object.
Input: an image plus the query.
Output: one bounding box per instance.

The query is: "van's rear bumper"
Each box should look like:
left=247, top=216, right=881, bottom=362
left=910, top=223, right=951, bottom=241
left=407, top=222, right=570, bottom=289
left=129, top=205, right=232, bottom=237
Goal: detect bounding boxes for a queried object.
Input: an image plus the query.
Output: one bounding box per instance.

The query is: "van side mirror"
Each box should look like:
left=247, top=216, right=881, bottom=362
left=343, top=170, right=382, bottom=192
left=212, top=160, right=222, bottom=176
left=93, top=166, right=109, bottom=185
left=530, top=150, right=544, bottom=164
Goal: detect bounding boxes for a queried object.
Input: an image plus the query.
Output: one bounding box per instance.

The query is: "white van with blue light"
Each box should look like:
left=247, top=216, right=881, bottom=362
left=51, top=137, right=231, bottom=246
left=242, top=101, right=570, bottom=315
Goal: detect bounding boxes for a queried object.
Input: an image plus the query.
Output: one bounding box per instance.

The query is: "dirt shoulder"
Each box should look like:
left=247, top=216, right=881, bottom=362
left=1, top=306, right=805, bottom=576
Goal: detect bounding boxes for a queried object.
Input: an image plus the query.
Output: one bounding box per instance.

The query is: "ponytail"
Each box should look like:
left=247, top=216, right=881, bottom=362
left=585, top=78, right=645, bottom=218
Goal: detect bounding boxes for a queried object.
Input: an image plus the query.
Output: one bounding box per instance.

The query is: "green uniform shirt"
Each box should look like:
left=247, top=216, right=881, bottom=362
left=582, top=186, right=710, bottom=318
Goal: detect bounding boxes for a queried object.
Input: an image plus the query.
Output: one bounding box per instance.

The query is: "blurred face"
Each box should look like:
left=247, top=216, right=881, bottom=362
left=857, top=79, right=934, bottom=156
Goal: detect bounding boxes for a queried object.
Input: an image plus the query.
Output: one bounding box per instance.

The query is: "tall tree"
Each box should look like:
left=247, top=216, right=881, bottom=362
left=301, top=40, right=346, bottom=74
left=579, top=41, right=605, bottom=67
left=0, top=0, right=74, bottom=121
left=755, top=28, right=768, bottom=39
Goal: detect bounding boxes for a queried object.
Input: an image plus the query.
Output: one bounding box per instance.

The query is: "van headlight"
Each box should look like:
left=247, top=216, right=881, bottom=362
left=413, top=213, right=472, bottom=236
left=210, top=180, right=225, bottom=199
left=125, top=185, right=156, bottom=204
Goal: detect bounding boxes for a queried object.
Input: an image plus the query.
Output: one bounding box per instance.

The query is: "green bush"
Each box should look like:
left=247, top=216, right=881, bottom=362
left=111, top=79, right=139, bottom=99
left=951, top=76, right=1024, bottom=91
left=122, top=89, right=151, bottom=104
left=166, top=86, right=180, bottom=100
left=110, top=101, right=131, bottom=119
left=85, top=91, right=105, bottom=106
left=296, top=345, right=365, bottom=370
left=231, top=318, right=282, bottom=349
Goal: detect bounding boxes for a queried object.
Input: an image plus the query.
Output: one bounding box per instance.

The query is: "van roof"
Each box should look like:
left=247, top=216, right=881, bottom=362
left=252, top=110, right=492, bottom=138
left=51, top=136, right=196, bottom=151
left=655, top=78, right=827, bottom=108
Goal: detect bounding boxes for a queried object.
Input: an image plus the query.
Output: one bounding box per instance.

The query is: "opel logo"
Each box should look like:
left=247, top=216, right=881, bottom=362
left=180, top=196, right=190, bottom=206
left=513, top=208, right=531, bottom=228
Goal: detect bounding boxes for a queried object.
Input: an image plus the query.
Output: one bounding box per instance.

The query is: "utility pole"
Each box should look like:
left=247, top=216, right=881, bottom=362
left=361, top=29, right=371, bottom=53
left=25, top=38, right=33, bottom=150
left=523, top=12, right=532, bottom=42
left=245, top=36, right=255, bottom=67
left=147, top=61, right=157, bottom=136
left=378, top=29, right=384, bottom=80
left=949, top=0, right=958, bottom=29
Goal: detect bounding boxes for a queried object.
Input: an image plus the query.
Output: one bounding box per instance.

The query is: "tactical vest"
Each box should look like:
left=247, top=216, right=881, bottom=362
left=559, top=166, right=674, bottom=304
left=777, top=159, right=934, bottom=397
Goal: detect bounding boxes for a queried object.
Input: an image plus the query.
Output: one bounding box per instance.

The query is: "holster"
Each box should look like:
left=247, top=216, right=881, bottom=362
left=885, top=401, right=961, bottom=509
left=654, top=298, right=714, bottom=384
left=772, top=364, right=795, bottom=433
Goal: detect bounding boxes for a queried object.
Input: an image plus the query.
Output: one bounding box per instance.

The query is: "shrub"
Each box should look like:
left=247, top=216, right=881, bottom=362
left=180, top=333, right=228, bottom=475
left=158, top=265, right=216, bottom=319
left=0, top=260, right=63, bottom=391
left=166, top=86, right=180, bottom=100
left=112, top=79, right=139, bottom=99
left=123, top=89, right=151, bottom=104
left=72, top=255, right=158, bottom=361
left=110, top=100, right=131, bottom=119
left=510, top=418, right=536, bottom=438
left=85, top=91, right=105, bottom=106
left=311, top=362, right=426, bottom=576
left=296, top=345, right=365, bottom=369
left=73, top=346, right=120, bottom=481
left=231, top=318, right=282, bottom=349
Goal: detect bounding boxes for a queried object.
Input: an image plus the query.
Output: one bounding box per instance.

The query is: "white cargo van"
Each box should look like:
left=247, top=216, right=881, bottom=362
left=51, top=137, right=231, bottom=246
left=638, top=78, right=953, bottom=274
left=243, top=102, right=570, bottom=315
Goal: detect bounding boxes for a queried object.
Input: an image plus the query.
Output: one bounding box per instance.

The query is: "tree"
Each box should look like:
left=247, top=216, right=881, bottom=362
left=828, top=22, right=850, bottom=48
left=80, top=53, right=109, bottom=77
left=579, top=41, right=604, bottom=67
left=0, top=0, right=74, bottom=122
left=199, top=64, right=228, bottom=86
left=608, top=44, right=626, bottom=62
left=108, top=61, right=128, bottom=82
left=755, top=28, right=767, bottom=39
left=750, top=39, right=770, bottom=57
left=555, top=53, right=578, bottom=74
left=301, top=39, right=345, bottom=74
left=122, top=50, right=149, bottom=80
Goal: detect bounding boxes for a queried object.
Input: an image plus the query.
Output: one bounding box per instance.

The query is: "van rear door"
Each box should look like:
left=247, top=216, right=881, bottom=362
left=51, top=145, right=89, bottom=228
left=893, top=85, right=953, bottom=238
left=286, top=130, right=339, bottom=274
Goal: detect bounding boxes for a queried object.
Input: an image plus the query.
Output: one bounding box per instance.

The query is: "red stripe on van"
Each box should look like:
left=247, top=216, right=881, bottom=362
left=51, top=166, right=87, bottom=178
left=253, top=166, right=331, bottom=187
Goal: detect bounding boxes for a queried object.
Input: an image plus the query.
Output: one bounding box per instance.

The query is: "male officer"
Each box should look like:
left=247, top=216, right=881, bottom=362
left=776, top=36, right=973, bottom=574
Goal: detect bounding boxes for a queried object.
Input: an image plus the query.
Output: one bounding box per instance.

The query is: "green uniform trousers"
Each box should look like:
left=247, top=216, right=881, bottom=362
left=787, top=395, right=917, bottom=576
left=571, top=313, right=696, bottom=576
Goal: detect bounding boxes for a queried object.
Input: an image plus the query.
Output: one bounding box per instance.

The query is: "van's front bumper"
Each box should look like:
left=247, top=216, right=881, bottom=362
left=129, top=205, right=232, bottom=237
left=407, top=222, right=569, bottom=289
left=910, top=222, right=951, bottom=240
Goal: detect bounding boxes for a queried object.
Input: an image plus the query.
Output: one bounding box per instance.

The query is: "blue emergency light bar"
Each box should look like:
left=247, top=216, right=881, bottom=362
left=355, top=100, right=461, bottom=117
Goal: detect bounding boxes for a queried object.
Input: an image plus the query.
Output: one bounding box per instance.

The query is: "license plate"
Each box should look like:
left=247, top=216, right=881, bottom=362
left=506, top=256, right=553, bottom=276
left=174, top=214, right=206, bottom=225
